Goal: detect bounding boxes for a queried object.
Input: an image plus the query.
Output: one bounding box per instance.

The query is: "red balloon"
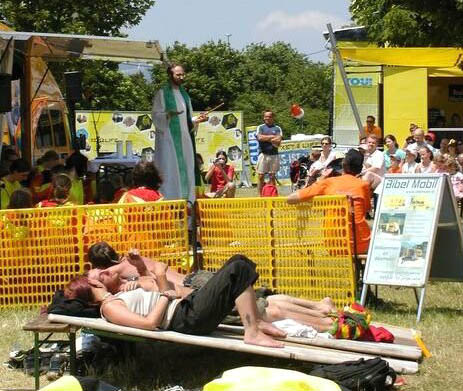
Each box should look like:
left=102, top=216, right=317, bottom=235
left=291, top=104, right=302, bottom=117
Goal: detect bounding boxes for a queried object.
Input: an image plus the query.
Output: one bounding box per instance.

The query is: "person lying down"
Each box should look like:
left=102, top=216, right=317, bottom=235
left=65, top=254, right=335, bottom=349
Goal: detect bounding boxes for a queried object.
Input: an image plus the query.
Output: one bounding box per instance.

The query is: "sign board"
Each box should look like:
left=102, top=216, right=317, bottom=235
left=194, top=111, right=243, bottom=172
left=76, top=110, right=243, bottom=171
left=361, top=174, right=463, bottom=320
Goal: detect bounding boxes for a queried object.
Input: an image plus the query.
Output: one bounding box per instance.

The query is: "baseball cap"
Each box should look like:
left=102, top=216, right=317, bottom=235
left=425, top=132, right=436, bottom=142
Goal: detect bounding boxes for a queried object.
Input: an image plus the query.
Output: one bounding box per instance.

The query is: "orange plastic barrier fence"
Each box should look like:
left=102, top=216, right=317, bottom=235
left=0, top=200, right=188, bottom=308
left=198, top=196, right=356, bottom=308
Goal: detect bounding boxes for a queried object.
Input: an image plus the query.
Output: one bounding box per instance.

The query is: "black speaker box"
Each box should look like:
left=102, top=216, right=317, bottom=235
left=64, top=71, right=82, bottom=101
left=0, top=73, right=12, bottom=113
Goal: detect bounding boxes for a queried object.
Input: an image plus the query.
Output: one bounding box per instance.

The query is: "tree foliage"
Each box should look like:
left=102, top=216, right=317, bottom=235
left=0, top=0, right=155, bottom=36
left=350, top=0, right=463, bottom=47
left=153, top=41, right=332, bottom=137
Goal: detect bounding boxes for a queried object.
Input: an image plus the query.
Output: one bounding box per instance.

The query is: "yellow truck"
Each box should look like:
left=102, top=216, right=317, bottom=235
left=0, top=22, right=165, bottom=164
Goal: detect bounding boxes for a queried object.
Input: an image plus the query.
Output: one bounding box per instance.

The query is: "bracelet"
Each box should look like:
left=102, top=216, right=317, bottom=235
left=159, top=292, right=170, bottom=300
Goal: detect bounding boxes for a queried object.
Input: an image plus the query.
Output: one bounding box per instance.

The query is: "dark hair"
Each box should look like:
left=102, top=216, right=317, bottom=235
left=98, top=181, right=116, bottom=203
left=66, top=151, right=88, bottom=177
left=406, top=136, right=415, bottom=145
left=64, top=275, right=93, bottom=303
left=344, top=149, right=364, bottom=175
left=41, top=150, right=60, bottom=163
left=367, top=115, right=375, bottom=122
left=53, top=173, right=72, bottom=202
left=419, top=146, right=434, bottom=160
left=132, top=161, right=163, bottom=190
left=8, top=189, right=33, bottom=209
left=9, top=158, right=30, bottom=174
left=167, top=63, right=183, bottom=77
left=88, top=242, right=119, bottom=268
left=263, top=110, right=274, bottom=117
left=384, top=134, right=399, bottom=149
left=215, top=150, right=228, bottom=163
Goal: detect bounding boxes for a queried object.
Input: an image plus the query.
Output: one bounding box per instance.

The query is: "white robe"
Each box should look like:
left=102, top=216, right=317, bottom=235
left=152, top=85, right=196, bottom=204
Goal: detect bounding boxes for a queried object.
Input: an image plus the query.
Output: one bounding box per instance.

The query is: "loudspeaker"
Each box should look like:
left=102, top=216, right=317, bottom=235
left=0, top=73, right=12, bottom=113
left=64, top=71, right=82, bottom=101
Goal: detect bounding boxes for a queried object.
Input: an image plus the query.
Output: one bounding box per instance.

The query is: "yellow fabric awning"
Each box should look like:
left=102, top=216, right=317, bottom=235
left=339, top=47, right=463, bottom=69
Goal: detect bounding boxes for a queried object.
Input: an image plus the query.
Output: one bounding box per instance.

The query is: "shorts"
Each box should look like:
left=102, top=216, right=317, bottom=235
left=256, top=153, right=280, bottom=174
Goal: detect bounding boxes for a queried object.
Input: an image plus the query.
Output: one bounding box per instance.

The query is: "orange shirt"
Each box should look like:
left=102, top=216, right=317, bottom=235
left=388, top=166, right=401, bottom=174
left=363, top=125, right=382, bottom=140
left=297, top=174, right=371, bottom=254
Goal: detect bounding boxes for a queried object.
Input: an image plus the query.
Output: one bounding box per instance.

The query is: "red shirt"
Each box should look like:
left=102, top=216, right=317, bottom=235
left=210, top=165, right=235, bottom=192
left=297, top=174, right=371, bottom=254
left=118, top=187, right=163, bottom=203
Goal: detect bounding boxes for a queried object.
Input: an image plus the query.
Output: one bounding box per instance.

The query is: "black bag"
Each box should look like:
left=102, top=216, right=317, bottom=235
left=309, top=357, right=396, bottom=391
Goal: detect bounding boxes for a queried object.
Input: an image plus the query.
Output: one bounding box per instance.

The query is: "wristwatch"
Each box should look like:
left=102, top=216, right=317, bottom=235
left=160, top=292, right=170, bottom=300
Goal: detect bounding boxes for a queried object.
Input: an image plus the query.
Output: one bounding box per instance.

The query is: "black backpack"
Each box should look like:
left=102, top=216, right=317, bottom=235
left=309, top=357, right=396, bottom=391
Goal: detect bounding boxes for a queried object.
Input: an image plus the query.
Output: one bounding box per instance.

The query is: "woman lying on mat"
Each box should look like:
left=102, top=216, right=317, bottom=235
left=66, top=255, right=335, bottom=348
left=87, top=244, right=336, bottom=330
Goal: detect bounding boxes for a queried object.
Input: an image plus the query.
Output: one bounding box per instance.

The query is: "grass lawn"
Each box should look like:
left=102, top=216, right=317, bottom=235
left=0, top=187, right=462, bottom=390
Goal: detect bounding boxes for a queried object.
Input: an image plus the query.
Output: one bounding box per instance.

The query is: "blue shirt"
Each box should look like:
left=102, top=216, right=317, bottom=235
left=256, top=123, right=282, bottom=155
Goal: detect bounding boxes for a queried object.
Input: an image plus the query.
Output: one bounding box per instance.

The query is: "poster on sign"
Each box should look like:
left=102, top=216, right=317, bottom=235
left=361, top=174, right=463, bottom=321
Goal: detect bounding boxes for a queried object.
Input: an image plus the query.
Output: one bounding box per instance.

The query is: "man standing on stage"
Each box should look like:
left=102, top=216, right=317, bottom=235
left=152, top=64, right=207, bottom=203
left=256, top=110, right=282, bottom=195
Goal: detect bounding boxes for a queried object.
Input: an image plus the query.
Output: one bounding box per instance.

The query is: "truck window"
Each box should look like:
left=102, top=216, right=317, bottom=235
left=36, top=109, right=52, bottom=148
left=50, top=109, right=67, bottom=146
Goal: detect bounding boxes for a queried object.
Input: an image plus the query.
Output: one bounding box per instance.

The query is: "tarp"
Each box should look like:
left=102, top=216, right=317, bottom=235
left=339, top=47, right=463, bottom=76
left=0, top=30, right=165, bottom=64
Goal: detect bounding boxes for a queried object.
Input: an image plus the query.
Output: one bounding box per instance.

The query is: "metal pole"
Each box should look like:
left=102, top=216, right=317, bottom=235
left=326, top=23, right=364, bottom=138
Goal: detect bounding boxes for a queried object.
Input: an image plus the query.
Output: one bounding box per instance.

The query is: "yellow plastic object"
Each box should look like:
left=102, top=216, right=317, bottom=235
left=412, top=329, right=432, bottom=358
left=40, top=376, right=83, bottom=390
left=0, top=200, right=188, bottom=309
left=203, top=366, right=341, bottom=391
left=198, top=196, right=356, bottom=308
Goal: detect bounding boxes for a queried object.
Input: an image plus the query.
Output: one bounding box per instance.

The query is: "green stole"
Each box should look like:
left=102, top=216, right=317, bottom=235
left=162, top=84, right=201, bottom=199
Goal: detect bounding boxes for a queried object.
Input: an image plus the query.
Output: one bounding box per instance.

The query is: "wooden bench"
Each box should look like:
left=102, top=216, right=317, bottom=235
left=22, top=314, right=79, bottom=390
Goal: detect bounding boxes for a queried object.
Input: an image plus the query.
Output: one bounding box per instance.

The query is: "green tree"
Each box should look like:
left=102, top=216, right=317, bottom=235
left=154, top=41, right=332, bottom=137
left=0, top=0, right=155, bottom=36
left=350, top=0, right=463, bottom=47
left=0, top=0, right=156, bottom=112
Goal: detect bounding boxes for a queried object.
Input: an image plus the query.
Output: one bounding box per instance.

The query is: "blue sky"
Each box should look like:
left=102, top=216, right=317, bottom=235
left=127, top=0, right=352, bottom=63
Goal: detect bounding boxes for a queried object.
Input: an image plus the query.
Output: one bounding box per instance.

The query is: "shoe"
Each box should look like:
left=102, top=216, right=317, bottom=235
left=46, top=353, right=67, bottom=381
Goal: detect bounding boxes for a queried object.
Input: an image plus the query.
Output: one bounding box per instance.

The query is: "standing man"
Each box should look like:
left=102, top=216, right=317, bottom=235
left=363, top=115, right=382, bottom=141
left=256, top=111, right=282, bottom=195
left=152, top=64, right=207, bottom=204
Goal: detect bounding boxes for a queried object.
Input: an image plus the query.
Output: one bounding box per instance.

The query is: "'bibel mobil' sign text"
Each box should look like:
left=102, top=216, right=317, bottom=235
left=348, top=77, right=373, bottom=87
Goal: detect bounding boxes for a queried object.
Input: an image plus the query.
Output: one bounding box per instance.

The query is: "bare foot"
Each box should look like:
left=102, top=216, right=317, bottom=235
left=258, top=320, right=287, bottom=338
left=244, top=329, right=284, bottom=348
left=320, top=297, right=336, bottom=315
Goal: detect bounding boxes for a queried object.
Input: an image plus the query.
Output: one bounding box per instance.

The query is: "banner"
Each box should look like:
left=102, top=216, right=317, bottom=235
left=194, top=111, right=243, bottom=172
left=76, top=110, right=243, bottom=171
left=75, top=110, right=154, bottom=160
left=333, top=65, right=381, bottom=144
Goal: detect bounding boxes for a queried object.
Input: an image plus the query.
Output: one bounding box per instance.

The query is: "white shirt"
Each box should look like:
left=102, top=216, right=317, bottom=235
left=401, top=161, right=417, bottom=174
left=365, top=149, right=386, bottom=176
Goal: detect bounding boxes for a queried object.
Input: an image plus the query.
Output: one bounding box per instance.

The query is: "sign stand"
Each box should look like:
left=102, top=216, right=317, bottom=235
left=361, top=174, right=463, bottom=322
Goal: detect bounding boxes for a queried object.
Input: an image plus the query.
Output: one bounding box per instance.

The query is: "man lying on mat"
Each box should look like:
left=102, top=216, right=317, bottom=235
left=66, top=255, right=335, bottom=348
left=87, top=244, right=336, bottom=331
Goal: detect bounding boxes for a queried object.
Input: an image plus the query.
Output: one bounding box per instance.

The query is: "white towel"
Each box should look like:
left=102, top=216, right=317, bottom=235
left=272, top=319, right=318, bottom=339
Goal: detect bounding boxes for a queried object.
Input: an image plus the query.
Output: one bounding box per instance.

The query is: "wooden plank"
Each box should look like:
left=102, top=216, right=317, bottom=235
left=23, top=314, right=76, bottom=333
left=48, top=314, right=419, bottom=374
left=218, top=324, right=422, bottom=360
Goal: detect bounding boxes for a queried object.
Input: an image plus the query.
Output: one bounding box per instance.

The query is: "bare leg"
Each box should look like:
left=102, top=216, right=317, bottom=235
left=264, top=303, right=334, bottom=332
left=235, top=286, right=284, bottom=348
left=224, top=182, right=236, bottom=198
left=267, top=295, right=336, bottom=315
left=257, top=174, right=265, bottom=196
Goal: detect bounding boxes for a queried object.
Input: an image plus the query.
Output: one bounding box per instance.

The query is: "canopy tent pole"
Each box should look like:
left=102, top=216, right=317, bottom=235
left=326, top=23, right=365, bottom=138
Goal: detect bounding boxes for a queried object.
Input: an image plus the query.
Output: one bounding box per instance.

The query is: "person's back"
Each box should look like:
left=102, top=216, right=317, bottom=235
left=299, top=175, right=371, bottom=254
